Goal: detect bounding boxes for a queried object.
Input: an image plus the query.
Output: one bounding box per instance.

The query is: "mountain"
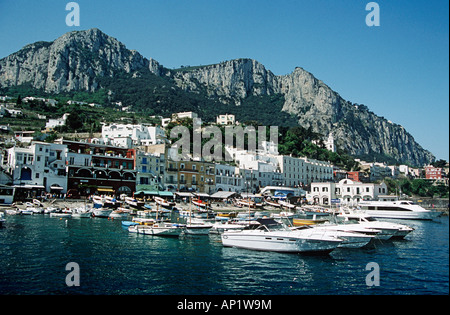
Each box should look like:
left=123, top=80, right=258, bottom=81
left=0, top=29, right=435, bottom=166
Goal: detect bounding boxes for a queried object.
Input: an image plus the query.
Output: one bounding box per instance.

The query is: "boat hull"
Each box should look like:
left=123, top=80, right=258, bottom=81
left=130, top=224, right=183, bottom=237
left=93, top=209, right=113, bottom=218
left=221, top=231, right=341, bottom=254
left=361, top=209, right=441, bottom=220
left=184, top=224, right=213, bottom=235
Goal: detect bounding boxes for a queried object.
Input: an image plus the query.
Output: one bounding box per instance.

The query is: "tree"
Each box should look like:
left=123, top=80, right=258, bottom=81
left=66, top=110, right=83, bottom=131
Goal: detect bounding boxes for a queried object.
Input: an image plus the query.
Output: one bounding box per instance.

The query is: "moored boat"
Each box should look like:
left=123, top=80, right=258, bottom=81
left=129, top=222, right=183, bottom=237
left=92, top=208, right=113, bottom=218
left=50, top=212, right=72, bottom=218
left=124, top=196, right=145, bottom=208
left=154, top=196, right=175, bottom=208
left=337, top=212, right=414, bottom=239
left=221, top=218, right=342, bottom=254
left=356, top=200, right=442, bottom=220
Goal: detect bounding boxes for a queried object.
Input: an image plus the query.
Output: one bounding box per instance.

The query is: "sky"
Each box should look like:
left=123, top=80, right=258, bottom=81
left=0, top=0, right=448, bottom=161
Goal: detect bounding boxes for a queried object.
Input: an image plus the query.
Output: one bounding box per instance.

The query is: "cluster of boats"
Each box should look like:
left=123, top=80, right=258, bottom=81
left=2, top=193, right=442, bottom=256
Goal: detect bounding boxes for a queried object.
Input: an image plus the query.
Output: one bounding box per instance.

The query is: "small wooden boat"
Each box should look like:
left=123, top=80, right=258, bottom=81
left=192, top=198, right=210, bottom=209
left=125, top=197, right=145, bottom=208
left=154, top=196, right=175, bottom=208
left=264, top=199, right=281, bottom=208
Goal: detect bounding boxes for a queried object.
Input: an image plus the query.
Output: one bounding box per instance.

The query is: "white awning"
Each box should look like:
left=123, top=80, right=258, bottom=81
left=210, top=191, right=236, bottom=199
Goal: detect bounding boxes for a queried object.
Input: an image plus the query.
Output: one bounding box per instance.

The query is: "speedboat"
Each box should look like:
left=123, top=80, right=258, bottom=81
left=44, top=207, right=59, bottom=214
left=109, top=208, right=130, bottom=219
left=291, top=225, right=374, bottom=248
left=92, top=208, right=113, bottom=218
left=29, top=207, right=44, bottom=214
left=20, top=208, right=34, bottom=215
left=356, top=200, right=442, bottom=220
left=129, top=222, right=183, bottom=237
left=337, top=212, right=414, bottom=239
left=71, top=207, right=92, bottom=218
left=184, top=218, right=214, bottom=235
left=221, top=218, right=342, bottom=254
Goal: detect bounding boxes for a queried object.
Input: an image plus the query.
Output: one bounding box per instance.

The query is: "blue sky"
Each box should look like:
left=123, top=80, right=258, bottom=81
left=0, top=0, right=448, bottom=161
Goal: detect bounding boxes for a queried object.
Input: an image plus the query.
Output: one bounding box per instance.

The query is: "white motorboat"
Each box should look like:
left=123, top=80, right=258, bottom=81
left=221, top=218, right=342, bottom=254
left=44, top=207, right=59, bottom=214
left=0, top=212, right=5, bottom=227
left=356, top=200, right=442, bottom=220
left=211, top=219, right=260, bottom=234
left=185, top=223, right=213, bottom=235
left=50, top=212, right=72, bottom=218
left=92, top=195, right=104, bottom=205
left=71, top=207, right=92, bottom=218
left=104, top=196, right=120, bottom=208
left=30, top=207, right=44, bottom=214
left=5, top=209, right=20, bottom=215
left=20, top=208, right=34, bottom=215
left=292, top=225, right=374, bottom=248
left=184, top=218, right=213, bottom=235
left=92, top=208, right=113, bottom=218
left=337, top=212, right=414, bottom=239
left=109, top=208, right=129, bottom=219
left=129, top=222, right=183, bottom=237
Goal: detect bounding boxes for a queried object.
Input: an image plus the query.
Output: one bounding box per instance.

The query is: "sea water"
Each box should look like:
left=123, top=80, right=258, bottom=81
left=0, top=214, right=448, bottom=295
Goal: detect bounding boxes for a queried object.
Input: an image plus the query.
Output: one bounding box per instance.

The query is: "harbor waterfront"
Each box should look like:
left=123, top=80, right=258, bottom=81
left=0, top=204, right=448, bottom=295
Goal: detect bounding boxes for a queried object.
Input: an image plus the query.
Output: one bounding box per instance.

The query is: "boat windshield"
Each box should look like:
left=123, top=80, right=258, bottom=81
left=255, top=218, right=290, bottom=231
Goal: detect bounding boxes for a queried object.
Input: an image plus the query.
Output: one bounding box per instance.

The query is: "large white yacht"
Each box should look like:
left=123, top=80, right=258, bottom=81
left=356, top=200, right=441, bottom=220
left=221, top=219, right=342, bottom=254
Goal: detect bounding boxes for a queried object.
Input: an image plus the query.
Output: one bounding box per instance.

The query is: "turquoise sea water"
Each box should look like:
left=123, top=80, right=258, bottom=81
left=0, top=214, right=448, bottom=295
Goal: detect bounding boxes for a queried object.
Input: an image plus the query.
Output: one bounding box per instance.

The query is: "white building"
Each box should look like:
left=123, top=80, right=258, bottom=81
left=216, top=114, right=236, bottom=125
left=226, top=143, right=333, bottom=188
left=45, top=113, right=70, bottom=132
left=135, top=151, right=165, bottom=192
left=308, top=179, right=388, bottom=206
left=102, top=123, right=166, bottom=148
left=214, top=163, right=244, bottom=193
left=276, top=155, right=333, bottom=187
left=5, top=141, right=68, bottom=193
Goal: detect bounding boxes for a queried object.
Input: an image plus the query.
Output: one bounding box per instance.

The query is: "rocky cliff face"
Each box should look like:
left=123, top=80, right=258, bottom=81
left=0, top=28, right=162, bottom=93
left=0, top=29, right=435, bottom=166
left=169, top=60, right=434, bottom=165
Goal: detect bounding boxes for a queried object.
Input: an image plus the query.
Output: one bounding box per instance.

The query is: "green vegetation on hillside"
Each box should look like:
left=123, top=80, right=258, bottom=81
left=384, top=177, right=449, bottom=198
